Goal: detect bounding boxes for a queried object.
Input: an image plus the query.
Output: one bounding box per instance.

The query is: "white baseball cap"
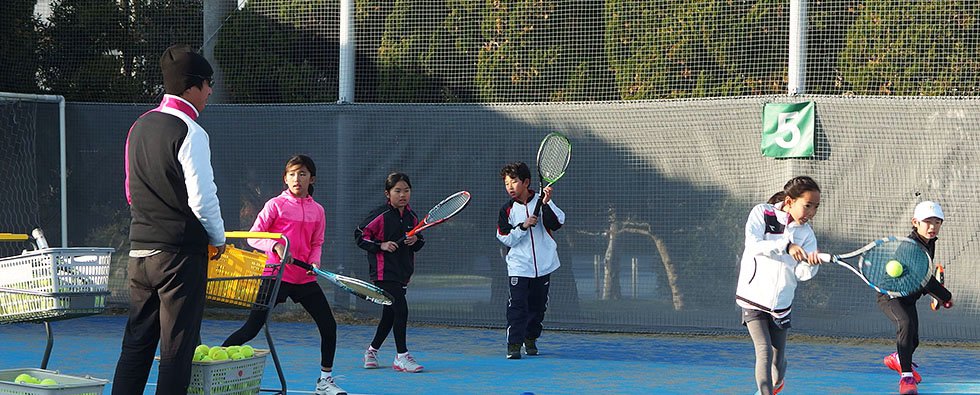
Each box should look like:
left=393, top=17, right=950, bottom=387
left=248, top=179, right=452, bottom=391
left=913, top=201, right=944, bottom=221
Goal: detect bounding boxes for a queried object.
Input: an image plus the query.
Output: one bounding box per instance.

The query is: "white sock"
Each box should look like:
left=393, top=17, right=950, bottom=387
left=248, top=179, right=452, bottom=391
left=320, top=370, right=332, bottom=380
left=901, top=372, right=913, bottom=378
left=368, top=345, right=378, bottom=352
left=397, top=352, right=409, bottom=359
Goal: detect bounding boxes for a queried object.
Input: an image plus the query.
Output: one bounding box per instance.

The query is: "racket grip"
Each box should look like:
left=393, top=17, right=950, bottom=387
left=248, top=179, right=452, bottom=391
left=290, top=259, right=314, bottom=271
left=817, top=253, right=831, bottom=262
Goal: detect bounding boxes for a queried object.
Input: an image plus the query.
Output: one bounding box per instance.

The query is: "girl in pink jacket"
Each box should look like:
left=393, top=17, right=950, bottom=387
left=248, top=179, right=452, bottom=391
left=222, top=155, right=347, bottom=395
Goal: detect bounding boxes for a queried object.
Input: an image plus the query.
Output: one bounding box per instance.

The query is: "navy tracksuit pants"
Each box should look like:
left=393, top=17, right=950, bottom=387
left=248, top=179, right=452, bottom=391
left=506, top=274, right=550, bottom=345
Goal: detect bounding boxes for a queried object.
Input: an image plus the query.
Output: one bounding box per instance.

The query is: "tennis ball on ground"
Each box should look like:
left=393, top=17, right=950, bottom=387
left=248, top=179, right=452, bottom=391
left=39, top=379, right=58, bottom=386
left=886, top=260, right=904, bottom=277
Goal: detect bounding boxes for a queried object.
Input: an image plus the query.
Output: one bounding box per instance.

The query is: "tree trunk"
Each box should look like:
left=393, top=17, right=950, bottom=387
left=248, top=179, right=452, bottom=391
left=650, top=233, right=684, bottom=310
left=602, top=209, right=621, bottom=300
left=619, top=225, right=685, bottom=311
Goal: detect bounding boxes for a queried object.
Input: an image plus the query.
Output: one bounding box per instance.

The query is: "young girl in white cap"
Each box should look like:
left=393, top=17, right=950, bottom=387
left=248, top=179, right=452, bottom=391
left=879, top=200, right=954, bottom=395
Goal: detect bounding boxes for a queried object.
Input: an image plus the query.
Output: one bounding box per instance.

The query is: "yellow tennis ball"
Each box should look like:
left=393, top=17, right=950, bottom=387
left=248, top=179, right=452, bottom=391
left=14, top=374, right=32, bottom=384
left=39, top=379, right=58, bottom=386
left=212, top=349, right=229, bottom=361
left=195, top=344, right=209, bottom=355
left=886, top=260, right=904, bottom=277
left=240, top=345, right=254, bottom=358
left=208, top=346, right=224, bottom=359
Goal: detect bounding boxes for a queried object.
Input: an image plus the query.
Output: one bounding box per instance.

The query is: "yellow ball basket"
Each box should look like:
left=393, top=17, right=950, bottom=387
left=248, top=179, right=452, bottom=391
left=205, top=245, right=269, bottom=308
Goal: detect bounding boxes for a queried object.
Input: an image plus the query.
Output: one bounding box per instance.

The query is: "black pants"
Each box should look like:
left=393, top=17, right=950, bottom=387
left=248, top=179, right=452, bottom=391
left=878, top=295, right=919, bottom=372
left=223, top=281, right=337, bottom=368
left=112, top=251, right=207, bottom=395
left=506, top=274, right=550, bottom=345
left=371, top=281, right=409, bottom=353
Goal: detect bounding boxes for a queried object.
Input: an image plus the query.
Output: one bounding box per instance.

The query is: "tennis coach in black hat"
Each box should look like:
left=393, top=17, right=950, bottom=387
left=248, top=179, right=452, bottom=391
left=113, top=44, right=226, bottom=395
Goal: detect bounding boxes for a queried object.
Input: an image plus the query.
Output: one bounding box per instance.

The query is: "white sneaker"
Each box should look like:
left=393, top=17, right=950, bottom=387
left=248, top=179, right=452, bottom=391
left=392, top=352, right=424, bottom=373
left=363, top=347, right=379, bottom=369
left=314, top=376, right=347, bottom=395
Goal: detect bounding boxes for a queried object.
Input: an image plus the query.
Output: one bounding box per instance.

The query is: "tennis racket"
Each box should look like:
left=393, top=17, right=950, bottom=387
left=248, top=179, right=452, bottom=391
left=399, top=191, right=471, bottom=241
left=290, top=259, right=393, bottom=305
left=818, top=236, right=934, bottom=297
left=531, top=132, right=571, bottom=218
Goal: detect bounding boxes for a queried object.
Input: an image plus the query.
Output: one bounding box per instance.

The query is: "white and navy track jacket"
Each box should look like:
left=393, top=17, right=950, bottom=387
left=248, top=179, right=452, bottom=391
left=735, top=202, right=819, bottom=318
left=496, top=191, right=565, bottom=278
left=125, top=95, right=225, bottom=253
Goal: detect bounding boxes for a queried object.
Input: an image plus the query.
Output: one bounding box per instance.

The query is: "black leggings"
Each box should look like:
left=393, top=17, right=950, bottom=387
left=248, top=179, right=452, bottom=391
left=878, top=296, right=919, bottom=372
left=371, top=281, right=409, bottom=353
left=223, top=281, right=337, bottom=368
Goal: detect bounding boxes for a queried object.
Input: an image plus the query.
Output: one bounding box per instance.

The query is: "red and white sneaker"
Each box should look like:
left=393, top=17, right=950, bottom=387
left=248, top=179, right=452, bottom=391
left=752, top=381, right=783, bottom=395
left=884, top=352, right=921, bottom=383
left=393, top=352, right=423, bottom=373
left=899, top=376, right=918, bottom=395
left=363, top=347, right=379, bottom=369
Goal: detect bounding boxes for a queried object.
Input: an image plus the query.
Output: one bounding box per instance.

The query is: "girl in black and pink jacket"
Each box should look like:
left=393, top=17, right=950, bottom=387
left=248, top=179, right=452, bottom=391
left=355, top=172, right=426, bottom=373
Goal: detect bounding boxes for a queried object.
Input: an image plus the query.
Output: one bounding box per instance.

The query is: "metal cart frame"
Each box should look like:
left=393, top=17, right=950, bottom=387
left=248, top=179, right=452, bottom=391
left=205, top=231, right=290, bottom=395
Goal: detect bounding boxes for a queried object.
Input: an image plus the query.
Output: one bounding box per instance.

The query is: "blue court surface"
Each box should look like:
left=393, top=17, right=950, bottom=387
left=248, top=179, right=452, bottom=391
left=1, top=315, right=979, bottom=394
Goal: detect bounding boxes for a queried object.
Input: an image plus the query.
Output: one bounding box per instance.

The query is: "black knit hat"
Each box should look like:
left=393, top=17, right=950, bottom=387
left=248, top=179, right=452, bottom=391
left=160, top=44, right=213, bottom=95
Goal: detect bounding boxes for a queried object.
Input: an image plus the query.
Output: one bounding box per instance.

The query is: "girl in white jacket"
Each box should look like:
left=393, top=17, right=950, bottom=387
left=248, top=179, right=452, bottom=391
left=735, top=176, right=823, bottom=395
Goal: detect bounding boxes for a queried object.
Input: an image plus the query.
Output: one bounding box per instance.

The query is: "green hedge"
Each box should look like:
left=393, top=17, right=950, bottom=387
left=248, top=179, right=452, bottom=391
left=4, top=0, right=980, bottom=102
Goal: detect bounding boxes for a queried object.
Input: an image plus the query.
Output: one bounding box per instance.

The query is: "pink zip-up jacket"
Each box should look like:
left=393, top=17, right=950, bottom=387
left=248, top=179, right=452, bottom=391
left=248, top=190, right=325, bottom=285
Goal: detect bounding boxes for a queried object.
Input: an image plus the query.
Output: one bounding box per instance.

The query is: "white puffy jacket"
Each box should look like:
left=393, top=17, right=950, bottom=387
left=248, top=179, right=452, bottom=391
left=735, top=202, right=819, bottom=318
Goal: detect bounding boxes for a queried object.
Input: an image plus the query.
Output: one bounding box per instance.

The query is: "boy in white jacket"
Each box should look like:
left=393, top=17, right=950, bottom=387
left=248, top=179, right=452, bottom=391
left=735, top=176, right=823, bottom=395
left=497, top=162, right=565, bottom=359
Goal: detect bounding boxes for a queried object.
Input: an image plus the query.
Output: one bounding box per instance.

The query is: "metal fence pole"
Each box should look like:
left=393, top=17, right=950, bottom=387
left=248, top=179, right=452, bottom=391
left=338, top=0, right=355, bottom=103
left=788, top=0, right=808, bottom=95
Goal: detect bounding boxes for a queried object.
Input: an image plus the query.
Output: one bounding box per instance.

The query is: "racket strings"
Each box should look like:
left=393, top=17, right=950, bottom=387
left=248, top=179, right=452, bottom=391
left=862, top=240, right=931, bottom=294
left=337, top=277, right=391, bottom=303
left=428, top=193, right=470, bottom=222
left=539, top=140, right=570, bottom=179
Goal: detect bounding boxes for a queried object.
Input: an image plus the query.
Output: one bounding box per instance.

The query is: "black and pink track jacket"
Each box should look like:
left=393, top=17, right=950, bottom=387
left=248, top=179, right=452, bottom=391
left=125, top=95, right=225, bottom=253
left=354, top=203, right=425, bottom=284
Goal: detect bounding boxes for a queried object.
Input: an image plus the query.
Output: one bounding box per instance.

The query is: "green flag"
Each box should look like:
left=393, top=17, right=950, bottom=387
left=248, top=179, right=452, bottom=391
left=761, top=102, right=815, bottom=158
